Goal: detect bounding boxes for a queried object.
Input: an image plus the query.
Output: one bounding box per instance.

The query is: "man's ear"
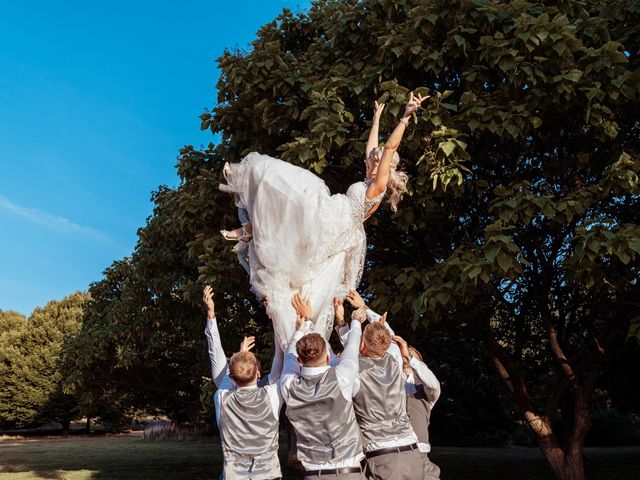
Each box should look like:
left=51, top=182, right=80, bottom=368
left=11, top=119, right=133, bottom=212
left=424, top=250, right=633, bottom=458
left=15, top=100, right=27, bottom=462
left=360, top=338, right=366, bottom=355
left=256, top=370, right=261, bottom=379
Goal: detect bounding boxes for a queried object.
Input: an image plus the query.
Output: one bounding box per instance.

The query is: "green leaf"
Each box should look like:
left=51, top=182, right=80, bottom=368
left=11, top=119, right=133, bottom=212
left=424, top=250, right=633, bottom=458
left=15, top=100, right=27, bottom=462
left=496, top=250, right=514, bottom=272
left=439, top=141, right=456, bottom=157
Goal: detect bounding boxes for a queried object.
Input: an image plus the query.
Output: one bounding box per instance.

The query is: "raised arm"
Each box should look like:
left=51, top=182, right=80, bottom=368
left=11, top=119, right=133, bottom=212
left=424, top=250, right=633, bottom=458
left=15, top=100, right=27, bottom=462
left=366, top=101, right=385, bottom=158
left=409, top=354, right=441, bottom=404
left=366, top=92, right=429, bottom=199
left=345, top=289, right=394, bottom=336
left=202, top=286, right=231, bottom=388
left=279, top=308, right=307, bottom=403
left=335, top=318, right=363, bottom=390
left=267, top=340, right=285, bottom=384
left=281, top=294, right=311, bottom=378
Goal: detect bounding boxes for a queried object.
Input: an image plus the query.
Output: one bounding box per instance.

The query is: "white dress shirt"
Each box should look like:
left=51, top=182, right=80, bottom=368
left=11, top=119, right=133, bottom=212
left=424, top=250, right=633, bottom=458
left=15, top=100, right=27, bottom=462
left=204, top=316, right=283, bottom=426
left=336, top=309, right=419, bottom=451
left=279, top=320, right=365, bottom=470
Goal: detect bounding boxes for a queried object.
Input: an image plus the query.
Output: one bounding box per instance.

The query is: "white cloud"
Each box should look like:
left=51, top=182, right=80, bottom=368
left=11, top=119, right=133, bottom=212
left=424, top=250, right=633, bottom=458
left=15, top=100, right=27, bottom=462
left=0, top=193, right=117, bottom=245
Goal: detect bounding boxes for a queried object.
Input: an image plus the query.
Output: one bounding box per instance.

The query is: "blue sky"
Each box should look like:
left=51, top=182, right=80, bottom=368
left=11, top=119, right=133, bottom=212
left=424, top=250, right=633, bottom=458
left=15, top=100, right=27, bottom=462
left=0, top=0, right=310, bottom=316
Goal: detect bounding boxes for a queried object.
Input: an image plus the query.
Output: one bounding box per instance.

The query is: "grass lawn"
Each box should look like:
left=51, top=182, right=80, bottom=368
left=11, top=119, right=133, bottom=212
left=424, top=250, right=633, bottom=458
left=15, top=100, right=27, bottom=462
left=1, top=435, right=639, bottom=480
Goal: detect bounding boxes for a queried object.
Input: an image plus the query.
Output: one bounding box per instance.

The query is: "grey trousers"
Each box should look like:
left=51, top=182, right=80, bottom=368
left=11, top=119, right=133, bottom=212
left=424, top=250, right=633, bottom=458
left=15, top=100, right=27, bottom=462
left=304, top=472, right=365, bottom=480
left=421, top=452, right=440, bottom=480
left=365, top=449, right=423, bottom=480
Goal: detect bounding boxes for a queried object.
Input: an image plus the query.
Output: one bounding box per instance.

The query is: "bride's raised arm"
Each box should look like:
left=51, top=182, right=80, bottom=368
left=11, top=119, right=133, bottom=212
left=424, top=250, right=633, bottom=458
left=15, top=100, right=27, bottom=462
left=366, top=101, right=385, bottom=159
left=366, top=92, right=429, bottom=200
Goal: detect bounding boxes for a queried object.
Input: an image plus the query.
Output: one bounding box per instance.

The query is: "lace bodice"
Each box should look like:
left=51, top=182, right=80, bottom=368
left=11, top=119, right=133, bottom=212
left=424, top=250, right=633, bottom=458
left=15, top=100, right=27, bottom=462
left=346, top=179, right=386, bottom=222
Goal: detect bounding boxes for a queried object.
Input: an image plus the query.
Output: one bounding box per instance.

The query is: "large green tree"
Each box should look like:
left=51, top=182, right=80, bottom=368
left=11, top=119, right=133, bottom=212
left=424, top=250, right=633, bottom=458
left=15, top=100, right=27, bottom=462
left=66, top=186, right=275, bottom=427
left=186, top=2, right=640, bottom=479
left=0, top=294, right=87, bottom=432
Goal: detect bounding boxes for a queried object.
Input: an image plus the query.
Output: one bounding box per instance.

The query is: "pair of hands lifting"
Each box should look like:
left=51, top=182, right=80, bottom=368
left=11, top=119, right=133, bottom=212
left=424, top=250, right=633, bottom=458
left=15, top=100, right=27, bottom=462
left=332, top=290, right=413, bottom=362
left=204, top=285, right=412, bottom=361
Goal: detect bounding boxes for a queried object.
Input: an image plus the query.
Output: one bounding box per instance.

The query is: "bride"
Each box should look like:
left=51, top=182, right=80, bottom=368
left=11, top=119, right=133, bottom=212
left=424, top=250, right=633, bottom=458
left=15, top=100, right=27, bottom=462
left=219, top=92, right=428, bottom=349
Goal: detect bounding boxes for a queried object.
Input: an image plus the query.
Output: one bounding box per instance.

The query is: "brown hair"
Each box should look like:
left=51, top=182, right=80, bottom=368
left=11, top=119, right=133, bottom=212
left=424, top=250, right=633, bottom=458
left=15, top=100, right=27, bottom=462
left=362, top=322, right=392, bottom=357
left=296, top=333, right=327, bottom=367
left=229, top=351, right=260, bottom=387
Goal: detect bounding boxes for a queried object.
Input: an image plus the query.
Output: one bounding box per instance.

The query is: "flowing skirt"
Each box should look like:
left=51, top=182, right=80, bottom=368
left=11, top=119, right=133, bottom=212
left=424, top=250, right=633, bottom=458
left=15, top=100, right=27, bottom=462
left=220, top=152, right=365, bottom=348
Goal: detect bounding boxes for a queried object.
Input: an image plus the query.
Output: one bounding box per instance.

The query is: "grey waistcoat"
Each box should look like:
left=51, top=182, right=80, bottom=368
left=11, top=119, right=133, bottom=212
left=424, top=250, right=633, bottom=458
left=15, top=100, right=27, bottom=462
left=353, top=354, right=415, bottom=447
left=220, top=387, right=281, bottom=479
left=407, top=384, right=431, bottom=446
left=285, top=368, right=363, bottom=466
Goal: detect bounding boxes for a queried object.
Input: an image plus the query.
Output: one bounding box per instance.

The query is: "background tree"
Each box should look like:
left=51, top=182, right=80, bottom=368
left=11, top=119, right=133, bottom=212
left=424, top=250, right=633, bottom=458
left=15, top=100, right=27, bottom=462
left=66, top=186, right=275, bottom=428
left=0, top=294, right=87, bottom=432
left=188, top=2, right=640, bottom=479
left=49, top=2, right=638, bottom=479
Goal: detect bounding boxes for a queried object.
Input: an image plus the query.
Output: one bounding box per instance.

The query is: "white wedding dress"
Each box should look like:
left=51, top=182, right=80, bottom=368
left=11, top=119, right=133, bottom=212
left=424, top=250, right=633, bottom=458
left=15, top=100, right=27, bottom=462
left=220, top=152, right=385, bottom=349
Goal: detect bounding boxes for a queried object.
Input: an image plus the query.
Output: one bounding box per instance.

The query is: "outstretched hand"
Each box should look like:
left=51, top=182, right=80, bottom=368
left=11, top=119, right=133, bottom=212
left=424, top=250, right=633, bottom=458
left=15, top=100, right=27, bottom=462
left=240, top=336, right=255, bottom=352
left=292, top=293, right=312, bottom=319
left=346, top=290, right=366, bottom=309
left=373, top=100, right=385, bottom=120
left=203, top=286, right=215, bottom=319
left=393, top=335, right=411, bottom=361
left=403, top=91, right=430, bottom=119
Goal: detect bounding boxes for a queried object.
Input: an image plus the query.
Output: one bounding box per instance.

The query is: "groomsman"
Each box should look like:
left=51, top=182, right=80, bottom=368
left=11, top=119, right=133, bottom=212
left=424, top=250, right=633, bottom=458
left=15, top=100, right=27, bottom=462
left=394, top=336, right=442, bottom=480
left=337, top=293, right=422, bottom=480
left=203, top=286, right=284, bottom=480
left=280, top=294, right=366, bottom=480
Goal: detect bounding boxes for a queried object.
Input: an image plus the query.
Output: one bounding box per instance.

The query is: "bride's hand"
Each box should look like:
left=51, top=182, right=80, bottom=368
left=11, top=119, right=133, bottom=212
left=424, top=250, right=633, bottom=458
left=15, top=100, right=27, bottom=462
left=373, top=101, right=385, bottom=121
left=403, top=92, right=430, bottom=119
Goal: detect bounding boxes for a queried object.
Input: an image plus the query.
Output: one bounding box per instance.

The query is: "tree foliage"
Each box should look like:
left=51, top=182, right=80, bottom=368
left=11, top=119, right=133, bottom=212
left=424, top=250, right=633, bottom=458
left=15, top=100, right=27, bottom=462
left=0, top=294, right=87, bottom=430
left=66, top=187, right=275, bottom=426
left=52, top=2, right=639, bottom=479
left=190, top=1, right=640, bottom=479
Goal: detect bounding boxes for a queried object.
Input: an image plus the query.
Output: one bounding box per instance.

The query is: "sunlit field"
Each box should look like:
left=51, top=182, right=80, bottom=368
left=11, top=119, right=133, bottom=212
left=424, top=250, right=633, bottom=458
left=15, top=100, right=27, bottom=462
left=1, top=435, right=639, bottom=480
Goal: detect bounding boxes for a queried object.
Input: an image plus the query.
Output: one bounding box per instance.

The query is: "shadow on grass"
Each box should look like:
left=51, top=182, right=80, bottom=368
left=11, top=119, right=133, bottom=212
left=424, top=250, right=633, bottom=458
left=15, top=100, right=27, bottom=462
left=0, top=435, right=303, bottom=480
left=0, top=436, right=639, bottom=480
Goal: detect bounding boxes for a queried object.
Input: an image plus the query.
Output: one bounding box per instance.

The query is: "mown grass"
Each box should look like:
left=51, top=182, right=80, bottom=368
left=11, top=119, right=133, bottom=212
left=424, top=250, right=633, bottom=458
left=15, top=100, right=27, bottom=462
left=0, top=435, right=638, bottom=480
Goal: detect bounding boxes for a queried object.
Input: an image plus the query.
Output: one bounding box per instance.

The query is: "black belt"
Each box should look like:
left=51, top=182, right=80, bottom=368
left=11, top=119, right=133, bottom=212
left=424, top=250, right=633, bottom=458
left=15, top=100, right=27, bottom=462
left=305, top=466, right=363, bottom=476
left=365, top=443, right=418, bottom=459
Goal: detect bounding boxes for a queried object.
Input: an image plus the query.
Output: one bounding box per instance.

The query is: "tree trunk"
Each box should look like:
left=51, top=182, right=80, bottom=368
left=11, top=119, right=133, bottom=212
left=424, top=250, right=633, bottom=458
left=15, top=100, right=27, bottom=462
left=61, top=420, right=70, bottom=436
left=524, top=391, right=590, bottom=480
left=85, top=417, right=91, bottom=434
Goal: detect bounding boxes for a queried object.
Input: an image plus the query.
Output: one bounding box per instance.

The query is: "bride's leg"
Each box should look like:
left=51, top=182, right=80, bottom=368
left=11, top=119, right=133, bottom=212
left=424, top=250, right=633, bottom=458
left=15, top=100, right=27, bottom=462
left=219, top=162, right=236, bottom=193
left=220, top=223, right=253, bottom=241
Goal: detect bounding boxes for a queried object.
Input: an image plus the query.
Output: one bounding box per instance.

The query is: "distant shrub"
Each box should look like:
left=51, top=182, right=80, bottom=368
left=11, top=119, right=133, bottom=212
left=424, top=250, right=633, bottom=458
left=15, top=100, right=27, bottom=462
left=143, top=422, right=207, bottom=441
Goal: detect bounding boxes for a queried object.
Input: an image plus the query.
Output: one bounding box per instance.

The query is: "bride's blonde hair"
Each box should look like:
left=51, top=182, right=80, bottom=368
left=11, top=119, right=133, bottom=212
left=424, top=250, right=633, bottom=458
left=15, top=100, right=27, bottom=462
left=369, top=147, right=409, bottom=213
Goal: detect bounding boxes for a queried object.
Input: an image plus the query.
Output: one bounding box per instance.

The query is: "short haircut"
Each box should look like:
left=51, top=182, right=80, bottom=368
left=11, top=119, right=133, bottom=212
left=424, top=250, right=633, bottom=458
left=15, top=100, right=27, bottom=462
left=228, top=351, right=260, bottom=387
left=296, top=333, right=327, bottom=366
left=363, top=322, right=391, bottom=357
